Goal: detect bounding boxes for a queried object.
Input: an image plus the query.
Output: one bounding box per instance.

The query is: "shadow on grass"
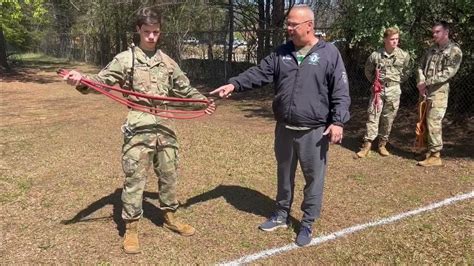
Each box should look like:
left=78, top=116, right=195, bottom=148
left=2, top=56, right=91, bottom=84
left=60, top=185, right=302, bottom=236
left=1, top=68, right=61, bottom=84
left=238, top=102, right=274, bottom=120
left=60, top=188, right=164, bottom=237
left=182, top=184, right=300, bottom=231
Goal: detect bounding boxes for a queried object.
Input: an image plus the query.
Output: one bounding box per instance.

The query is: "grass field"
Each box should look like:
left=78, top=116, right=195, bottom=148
left=0, top=54, right=472, bottom=264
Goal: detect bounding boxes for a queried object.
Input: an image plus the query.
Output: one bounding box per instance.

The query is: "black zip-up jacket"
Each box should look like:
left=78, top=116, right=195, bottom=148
left=229, top=40, right=350, bottom=128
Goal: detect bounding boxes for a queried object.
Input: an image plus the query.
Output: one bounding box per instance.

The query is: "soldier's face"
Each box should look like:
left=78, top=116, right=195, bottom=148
left=137, top=24, right=161, bottom=51
left=432, top=25, right=449, bottom=44
left=383, top=34, right=399, bottom=50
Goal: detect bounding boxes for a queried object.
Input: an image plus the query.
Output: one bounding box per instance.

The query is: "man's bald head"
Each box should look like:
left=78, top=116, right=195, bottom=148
left=286, top=5, right=317, bottom=47
left=289, top=5, right=315, bottom=22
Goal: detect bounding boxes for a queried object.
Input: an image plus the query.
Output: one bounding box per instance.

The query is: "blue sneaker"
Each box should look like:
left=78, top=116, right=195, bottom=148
left=295, top=226, right=312, bottom=246
left=259, top=214, right=288, bottom=231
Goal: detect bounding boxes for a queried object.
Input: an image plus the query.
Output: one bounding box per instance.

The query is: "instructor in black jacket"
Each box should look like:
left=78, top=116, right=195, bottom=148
left=210, top=5, right=350, bottom=247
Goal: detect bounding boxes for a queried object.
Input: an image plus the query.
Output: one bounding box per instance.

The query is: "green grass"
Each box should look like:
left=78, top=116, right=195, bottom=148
left=347, top=173, right=367, bottom=182
left=15, top=52, right=70, bottom=63
left=1, top=59, right=472, bottom=264
left=458, top=175, right=473, bottom=182
left=0, top=176, right=32, bottom=203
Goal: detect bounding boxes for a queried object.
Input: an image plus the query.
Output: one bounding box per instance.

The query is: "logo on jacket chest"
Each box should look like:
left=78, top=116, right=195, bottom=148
left=308, top=53, right=320, bottom=65
left=282, top=55, right=292, bottom=62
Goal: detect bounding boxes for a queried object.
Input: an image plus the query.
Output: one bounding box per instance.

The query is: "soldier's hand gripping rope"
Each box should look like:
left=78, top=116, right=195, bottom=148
left=58, top=69, right=216, bottom=119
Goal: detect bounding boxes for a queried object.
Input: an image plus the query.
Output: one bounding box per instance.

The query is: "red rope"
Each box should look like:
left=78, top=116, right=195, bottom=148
left=372, top=68, right=382, bottom=112
left=414, top=97, right=428, bottom=149
left=58, top=69, right=211, bottom=119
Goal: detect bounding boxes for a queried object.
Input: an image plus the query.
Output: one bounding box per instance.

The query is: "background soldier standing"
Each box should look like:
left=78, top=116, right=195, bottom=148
left=356, top=27, right=410, bottom=158
left=64, top=7, right=216, bottom=254
left=416, top=21, right=462, bottom=167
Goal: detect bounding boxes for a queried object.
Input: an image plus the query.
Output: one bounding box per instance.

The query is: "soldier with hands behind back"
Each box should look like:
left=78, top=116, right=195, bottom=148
left=356, top=27, right=410, bottom=158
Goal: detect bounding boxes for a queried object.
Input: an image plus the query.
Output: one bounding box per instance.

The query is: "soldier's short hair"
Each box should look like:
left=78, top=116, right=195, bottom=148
left=433, top=20, right=450, bottom=32
left=135, top=7, right=162, bottom=28
left=383, top=27, right=399, bottom=38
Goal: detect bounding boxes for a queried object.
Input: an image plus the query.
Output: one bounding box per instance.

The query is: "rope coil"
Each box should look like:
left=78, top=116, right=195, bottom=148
left=415, top=97, right=428, bottom=149
left=372, top=68, right=383, bottom=113
left=58, top=69, right=212, bottom=119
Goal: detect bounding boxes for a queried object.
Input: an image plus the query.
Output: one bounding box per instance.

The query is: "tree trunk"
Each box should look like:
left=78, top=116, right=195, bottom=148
left=227, top=0, right=234, bottom=69
left=207, top=14, right=215, bottom=60
left=99, top=25, right=110, bottom=66
left=51, top=0, right=73, bottom=58
left=0, top=29, right=10, bottom=71
left=207, top=33, right=214, bottom=60
left=121, top=32, right=128, bottom=52
left=272, top=0, right=285, bottom=47
left=115, top=20, right=121, bottom=55
left=257, top=0, right=265, bottom=62
left=264, top=0, right=271, bottom=56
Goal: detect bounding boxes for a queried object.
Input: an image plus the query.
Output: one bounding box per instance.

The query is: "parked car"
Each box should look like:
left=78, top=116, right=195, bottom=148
left=234, top=40, right=247, bottom=47
left=315, top=31, right=326, bottom=38
left=183, top=37, right=199, bottom=45
left=224, top=40, right=247, bottom=48
left=330, top=38, right=347, bottom=49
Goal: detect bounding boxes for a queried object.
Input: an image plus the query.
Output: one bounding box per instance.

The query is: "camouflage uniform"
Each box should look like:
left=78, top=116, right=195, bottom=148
left=416, top=41, right=462, bottom=152
left=77, top=47, right=206, bottom=220
left=363, top=47, right=410, bottom=141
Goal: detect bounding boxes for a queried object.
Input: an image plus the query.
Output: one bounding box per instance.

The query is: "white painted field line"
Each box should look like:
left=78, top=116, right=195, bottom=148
left=219, top=191, right=474, bottom=265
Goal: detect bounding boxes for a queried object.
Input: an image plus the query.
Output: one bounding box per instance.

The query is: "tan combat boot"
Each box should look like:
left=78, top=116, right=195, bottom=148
left=123, top=220, right=140, bottom=254
left=355, top=141, right=372, bottom=158
left=378, top=139, right=390, bottom=156
left=417, top=152, right=442, bottom=167
left=415, top=151, right=430, bottom=161
left=163, top=210, right=196, bottom=236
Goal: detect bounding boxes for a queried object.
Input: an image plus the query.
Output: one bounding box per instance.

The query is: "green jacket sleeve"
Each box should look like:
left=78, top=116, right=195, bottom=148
left=400, top=52, right=411, bottom=83
left=169, top=63, right=205, bottom=100
left=416, top=52, right=428, bottom=84
left=76, top=57, right=126, bottom=94
left=364, top=52, right=376, bottom=82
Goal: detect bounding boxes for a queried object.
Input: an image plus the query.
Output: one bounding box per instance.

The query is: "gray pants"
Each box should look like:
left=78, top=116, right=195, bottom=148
left=274, top=123, right=328, bottom=228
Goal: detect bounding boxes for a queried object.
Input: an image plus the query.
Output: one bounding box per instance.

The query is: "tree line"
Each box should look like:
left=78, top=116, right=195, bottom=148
left=1, top=0, right=472, bottom=79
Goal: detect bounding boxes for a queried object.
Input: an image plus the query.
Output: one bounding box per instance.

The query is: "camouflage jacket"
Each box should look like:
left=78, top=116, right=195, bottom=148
left=365, top=47, right=411, bottom=86
left=77, top=46, right=206, bottom=132
left=416, top=40, right=462, bottom=89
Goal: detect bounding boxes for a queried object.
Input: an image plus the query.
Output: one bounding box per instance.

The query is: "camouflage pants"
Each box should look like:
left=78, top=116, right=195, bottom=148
left=364, top=86, right=401, bottom=142
left=426, top=90, right=448, bottom=153
left=121, top=129, right=180, bottom=220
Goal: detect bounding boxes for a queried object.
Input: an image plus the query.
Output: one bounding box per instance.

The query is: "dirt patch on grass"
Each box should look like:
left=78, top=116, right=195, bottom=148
left=1, top=59, right=472, bottom=264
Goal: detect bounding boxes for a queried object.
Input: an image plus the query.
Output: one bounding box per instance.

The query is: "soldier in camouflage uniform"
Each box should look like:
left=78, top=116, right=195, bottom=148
left=356, top=27, right=410, bottom=158
left=64, top=7, right=216, bottom=254
left=416, top=21, right=462, bottom=167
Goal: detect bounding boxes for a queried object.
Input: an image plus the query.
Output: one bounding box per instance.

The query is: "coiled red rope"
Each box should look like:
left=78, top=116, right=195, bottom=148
left=58, top=69, right=212, bottom=119
left=414, top=97, right=428, bottom=149
left=372, top=68, right=382, bottom=112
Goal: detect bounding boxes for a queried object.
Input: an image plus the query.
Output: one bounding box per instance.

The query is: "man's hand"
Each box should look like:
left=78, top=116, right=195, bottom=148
left=210, top=84, right=235, bottom=98
left=323, top=124, right=343, bottom=144
left=417, top=82, right=427, bottom=96
left=204, top=99, right=216, bottom=115
left=63, top=70, right=83, bottom=86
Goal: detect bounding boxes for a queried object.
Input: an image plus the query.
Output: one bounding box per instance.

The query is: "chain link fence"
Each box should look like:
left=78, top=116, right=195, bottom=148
left=35, top=28, right=473, bottom=120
